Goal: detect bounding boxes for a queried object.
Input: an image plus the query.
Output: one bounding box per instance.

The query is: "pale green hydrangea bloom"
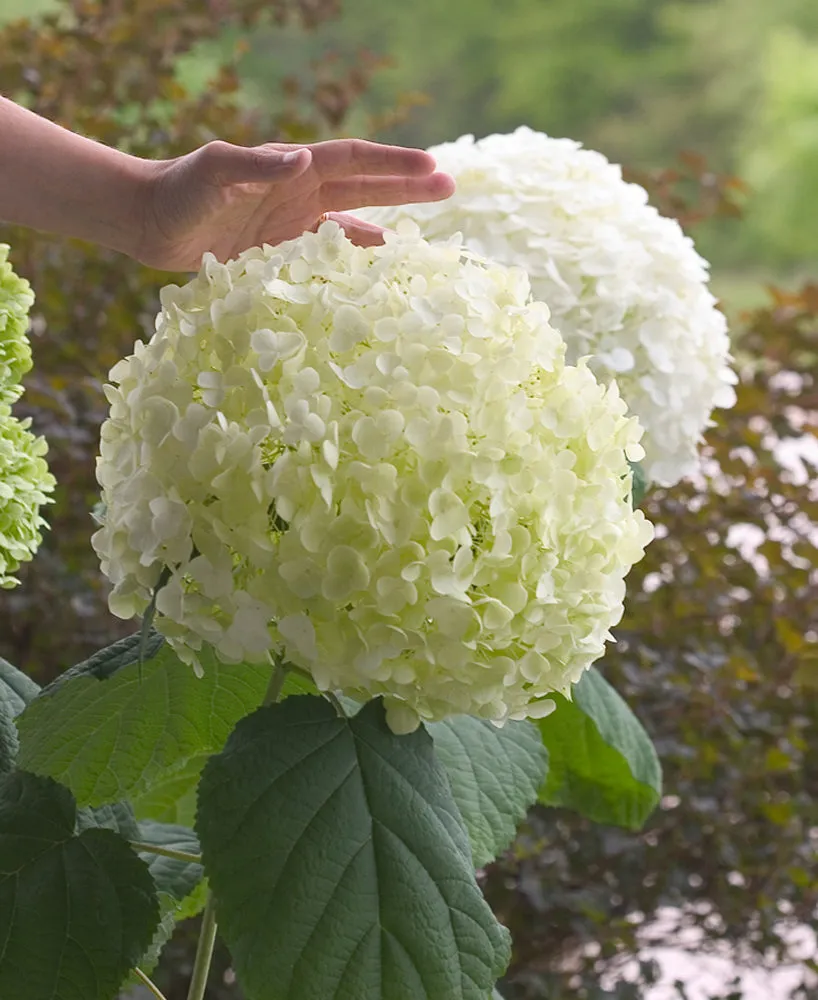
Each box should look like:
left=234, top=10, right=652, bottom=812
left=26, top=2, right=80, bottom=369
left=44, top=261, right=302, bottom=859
left=359, top=128, right=738, bottom=487
left=94, top=221, right=653, bottom=733
left=0, top=246, right=53, bottom=587
left=0, top=406, right=55, bottom=588
left=0, top=244, right=35, bottom=407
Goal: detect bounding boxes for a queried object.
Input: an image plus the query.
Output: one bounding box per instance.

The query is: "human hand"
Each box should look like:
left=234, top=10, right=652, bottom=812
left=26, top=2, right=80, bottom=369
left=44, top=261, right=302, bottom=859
left=135, top=138, right=455, bottom=271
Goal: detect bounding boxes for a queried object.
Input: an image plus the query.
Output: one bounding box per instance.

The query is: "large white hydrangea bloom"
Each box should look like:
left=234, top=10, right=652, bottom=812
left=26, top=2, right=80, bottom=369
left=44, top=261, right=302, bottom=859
left=93, top=222, right=652, bottom=733
left=358, top=128, right=737, bottom=487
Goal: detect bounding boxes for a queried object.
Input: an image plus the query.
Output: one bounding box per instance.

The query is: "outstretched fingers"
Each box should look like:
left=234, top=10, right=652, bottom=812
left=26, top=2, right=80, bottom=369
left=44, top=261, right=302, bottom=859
left=308, top=138, right=440, bottom=179
left=319, top=172, right=455, bottom=214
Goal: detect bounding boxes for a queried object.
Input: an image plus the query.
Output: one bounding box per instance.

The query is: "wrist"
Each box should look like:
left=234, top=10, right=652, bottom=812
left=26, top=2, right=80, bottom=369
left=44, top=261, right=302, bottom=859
left=102, top=152, right=162, bottom=261
left=0, top=97, right=167, bottom=262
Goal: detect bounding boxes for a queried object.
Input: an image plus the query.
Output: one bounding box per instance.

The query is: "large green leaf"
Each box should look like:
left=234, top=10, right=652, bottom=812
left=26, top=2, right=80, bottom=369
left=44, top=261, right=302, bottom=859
left=0, top=771, right=159, bottom=1000
left=132, top=754, right=207, bottom=827
left=61, top=790, right=203, bottom=976
left=537, top=668, right=662, bottom=830
left=47, top=630, right=164, bottom=692
left=76, top=799, right=141, bottom=839
left=87, top=804, right=205, bottom=973
left=0, top=699, right=17, bottom=774
left=0, top=655, right=39, bottom=717
left=197, top=696, right=511, bottom=1000
left=73, top=800, right=205, bottom=909
left=0, top=658, right=37, bottom=775
left=136, top=819, right=203, bottom=905
left=135, top=893, right=180, bottom=978
left=130, top=671, right=319, bottom=828
left=428, top=716, right=548, bottom=867
left=280, top=668, right=320, bottom=698
left=15, top=635, right=273, bottom=806
left=129, top=819, right=207, bottom=974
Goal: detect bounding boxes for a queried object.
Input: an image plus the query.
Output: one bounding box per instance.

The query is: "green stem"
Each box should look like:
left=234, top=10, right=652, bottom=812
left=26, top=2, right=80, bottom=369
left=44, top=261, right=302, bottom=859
left=186, top=895, right=218, bottom=1000
left=325, top=690, right=348, bottom=718
left=129, top=841, right=202, bottom=865
left=282, top=661, right=313, bottom=682
left=262, top=659, right=288, bottom=706
left=139, top=565, right=171, bottom=675
left=134, top=967, right=169, bottom=1000
left=182, top=658, right=288, bottom=1000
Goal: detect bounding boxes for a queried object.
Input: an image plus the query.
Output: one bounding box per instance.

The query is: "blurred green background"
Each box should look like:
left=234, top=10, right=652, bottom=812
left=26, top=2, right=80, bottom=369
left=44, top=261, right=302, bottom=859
left=1, top=1, right=817, bottom=999
left=8, top=0, right=818, bottom=297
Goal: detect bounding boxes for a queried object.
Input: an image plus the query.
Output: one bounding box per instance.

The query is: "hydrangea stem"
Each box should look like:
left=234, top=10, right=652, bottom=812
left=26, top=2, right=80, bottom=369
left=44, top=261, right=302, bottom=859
left=129, top=841, right=202, bottom=865
left=134, top=967, right=169, bottom=1000
left=186, top=895, right=218, bottom=1000
left=184, top=659, right=288, bottom=1000
left=262, top=659, right=288, bottom=706
left=325, top=690, right=348, bottom=718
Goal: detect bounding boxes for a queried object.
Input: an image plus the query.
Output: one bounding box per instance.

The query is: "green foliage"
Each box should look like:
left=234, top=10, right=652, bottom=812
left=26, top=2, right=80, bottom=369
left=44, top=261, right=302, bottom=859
left=132, top=818, right=207, bottom=972
left=0, top=0, right=55, bottom=19
left=197, top=696, right=512, bottom=1000
left=428, top=717, right=548, bottom=868
left=2, top=0, right=816, bottom=996
left=486, top=284, right=818, bottom=996
left=138, top=894, right=185, bottom=980
left=136, top=820, right=203, bottom=906
left=76, top=799, right=141, bottom=838
left=0, top=655, right=40, bottom=714
left=0, top=771, right=159, bottom=1000
left=15, top=634, right=271, bottom=805
left=216, top=0, right=818, bottom=274
left=0, top=656, right=36, bottom=773
left=738, top=26, right=818, bottom=263
left=71, top=794, right=205, bottom=971
left=0, top=699, right=17, bottom=773
left=132, top=754, right=207, bottom=827
left=51, top=629, right=164, bottom=687
left=227, top=0, right=686, bottom=154
left=536, top=668, right=662, bottom=830
left=75, top=799, right=206, bottom=975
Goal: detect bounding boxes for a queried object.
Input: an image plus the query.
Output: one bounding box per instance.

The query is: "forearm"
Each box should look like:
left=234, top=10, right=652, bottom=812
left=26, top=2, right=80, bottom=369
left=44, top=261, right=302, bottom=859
left=0, top=96, right=151, bottom=256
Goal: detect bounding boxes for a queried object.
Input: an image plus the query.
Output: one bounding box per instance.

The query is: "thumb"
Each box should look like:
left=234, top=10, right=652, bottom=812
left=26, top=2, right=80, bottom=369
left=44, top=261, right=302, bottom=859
left=202, top=141, right=313, bottom=184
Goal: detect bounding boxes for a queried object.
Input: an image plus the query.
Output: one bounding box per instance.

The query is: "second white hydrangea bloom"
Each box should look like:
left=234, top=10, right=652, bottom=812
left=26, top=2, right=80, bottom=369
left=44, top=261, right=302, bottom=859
left=359, top=128, right=738, bottom=486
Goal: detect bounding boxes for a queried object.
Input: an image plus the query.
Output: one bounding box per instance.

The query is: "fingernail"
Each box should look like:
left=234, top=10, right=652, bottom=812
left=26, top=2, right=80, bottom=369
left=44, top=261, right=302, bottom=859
left=282, top=150, right=302, bottom=163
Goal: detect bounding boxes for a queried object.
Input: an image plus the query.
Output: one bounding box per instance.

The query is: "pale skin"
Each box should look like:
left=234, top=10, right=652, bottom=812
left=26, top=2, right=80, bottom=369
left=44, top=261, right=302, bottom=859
left=0, top=96, right=455, bottom=270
